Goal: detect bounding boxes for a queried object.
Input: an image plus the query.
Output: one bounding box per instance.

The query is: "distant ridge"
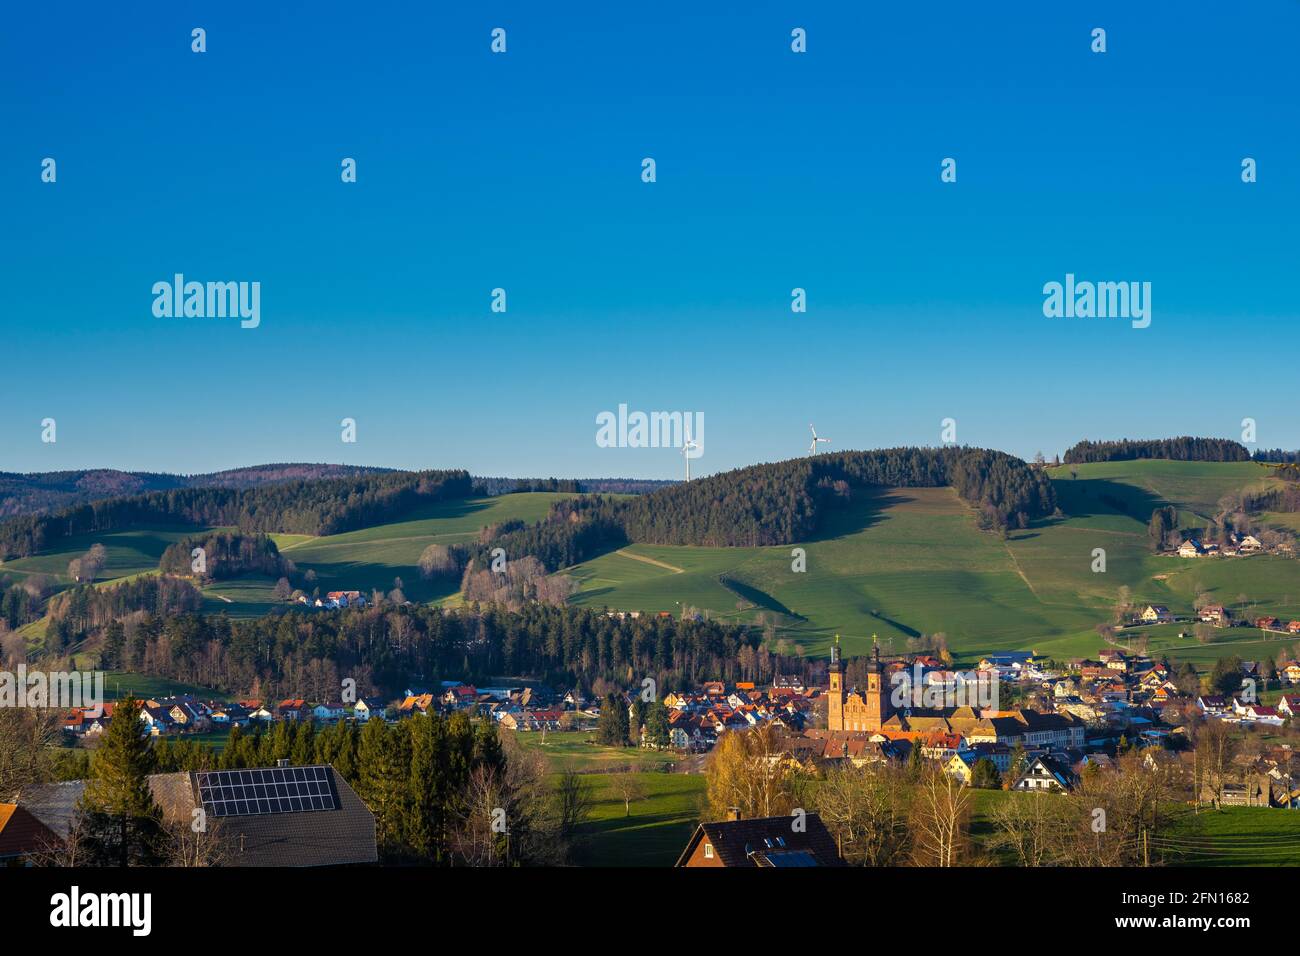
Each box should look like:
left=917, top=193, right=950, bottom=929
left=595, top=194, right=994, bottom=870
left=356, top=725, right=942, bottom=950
left=0, top=463, right=393, bottom=519
left=0, top=464, right=674, bottom=521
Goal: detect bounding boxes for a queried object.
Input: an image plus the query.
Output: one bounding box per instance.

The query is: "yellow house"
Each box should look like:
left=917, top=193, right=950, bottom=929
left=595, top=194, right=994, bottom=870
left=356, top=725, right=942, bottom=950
left=1141, top=605, right=1172, bottom=623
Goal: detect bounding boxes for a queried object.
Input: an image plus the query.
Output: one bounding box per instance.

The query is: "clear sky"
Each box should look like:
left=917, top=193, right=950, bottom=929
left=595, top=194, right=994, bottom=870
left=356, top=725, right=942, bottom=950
left=3, top=2, right=1297, bottom=479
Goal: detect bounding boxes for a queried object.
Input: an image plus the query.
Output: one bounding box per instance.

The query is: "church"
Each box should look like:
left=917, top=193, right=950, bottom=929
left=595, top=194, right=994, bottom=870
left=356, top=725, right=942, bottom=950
left=826, top=640, right=893, bottom=733
left=824, top=639, right=1085, bottom=749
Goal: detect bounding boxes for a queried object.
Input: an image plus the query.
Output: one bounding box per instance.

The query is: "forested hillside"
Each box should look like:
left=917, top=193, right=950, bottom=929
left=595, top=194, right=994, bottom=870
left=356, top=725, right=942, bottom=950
left=0, top=463, right=395, bottom=519
left=1063, top=437, right=1250, bottom=464
left=0, top=470, right=473, bottom=559
left=573, top=447, right=1056, bottom=548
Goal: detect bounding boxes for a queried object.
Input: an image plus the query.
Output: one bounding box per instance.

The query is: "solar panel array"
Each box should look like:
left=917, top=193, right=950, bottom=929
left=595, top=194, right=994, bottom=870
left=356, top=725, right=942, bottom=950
left=195, top=765, right=338, bottom=818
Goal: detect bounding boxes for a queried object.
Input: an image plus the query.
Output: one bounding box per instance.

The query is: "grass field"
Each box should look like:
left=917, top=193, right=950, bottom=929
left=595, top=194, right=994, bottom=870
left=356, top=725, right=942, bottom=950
left=98, top=670, right=228, bottom=702
left=512, top=733, right=681, bottom=772
left=1160, top=805, right=1300, bottom=866
left=200, top=576, right=283, bottom=617
left=278, top=493, right=576, bottom=603
left=0, top=526, right=206, bottom=590
left=568, top=772, right=705, bottom=867
left=563, top=461, right=1300, bottom=666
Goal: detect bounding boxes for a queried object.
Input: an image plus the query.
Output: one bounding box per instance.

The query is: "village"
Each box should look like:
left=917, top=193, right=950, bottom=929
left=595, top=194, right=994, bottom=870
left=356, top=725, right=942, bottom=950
left=49, top=635, right=1300, bottom=806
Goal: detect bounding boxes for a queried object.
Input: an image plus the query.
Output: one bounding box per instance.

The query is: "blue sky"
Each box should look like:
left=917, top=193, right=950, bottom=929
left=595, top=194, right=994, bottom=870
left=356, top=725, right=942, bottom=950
left=3, top=2, right=1298, bottom=479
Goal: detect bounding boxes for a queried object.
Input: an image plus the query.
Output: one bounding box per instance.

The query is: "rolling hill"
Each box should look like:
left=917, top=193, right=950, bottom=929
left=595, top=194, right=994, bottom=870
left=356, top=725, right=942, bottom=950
left=565, top=459, right=1300, bottom=664
left=7, top=455, right=1300, bottom=669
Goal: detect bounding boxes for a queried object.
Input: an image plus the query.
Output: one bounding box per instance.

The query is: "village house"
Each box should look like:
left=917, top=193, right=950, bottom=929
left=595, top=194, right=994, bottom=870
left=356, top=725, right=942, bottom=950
left=675, top=810, right=843, bottom=867
left=311, top=701, right=346, bottom=723
left=354, top=697, right=388, bottom=722
left=1012, top=754, right=1078, bottom=792
left=441, top=685, right=478, bottom=711
left=277, top=699, right=311, bottom=722
left=1277, top=694, right=1300, bottom=718
left=1199, top=604, right=1230, bottom=626
left=324, top=590, right=367, bottom=609
left=398, top=694, right=436, bottom=716
left=1140, top=605, right=1174, bottom=623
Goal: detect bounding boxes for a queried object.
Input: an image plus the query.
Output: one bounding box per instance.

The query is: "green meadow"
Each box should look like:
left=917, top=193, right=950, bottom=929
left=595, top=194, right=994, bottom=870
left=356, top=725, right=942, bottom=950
left=10, top=460, right=1300, bottom=669
left=278, top=493, right=575, bottom=602
left=0, top=526, right=203, bottom=590
left=200, top=576, right=283, bottom=617
left=564, top=460, right=1300, bottom=665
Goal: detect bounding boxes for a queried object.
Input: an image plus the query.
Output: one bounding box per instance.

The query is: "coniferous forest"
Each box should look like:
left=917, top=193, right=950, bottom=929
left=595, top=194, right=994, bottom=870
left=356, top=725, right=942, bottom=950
left=0, top=469, right=473, bottom=559
left=1062, top=437, right=1251, bottom=464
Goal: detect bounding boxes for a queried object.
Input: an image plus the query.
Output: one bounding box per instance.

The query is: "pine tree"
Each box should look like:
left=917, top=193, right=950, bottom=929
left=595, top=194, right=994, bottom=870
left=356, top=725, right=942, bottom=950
left=78, top=697, right=164, bottom=866
left=357, top=718, right=411, bottom=856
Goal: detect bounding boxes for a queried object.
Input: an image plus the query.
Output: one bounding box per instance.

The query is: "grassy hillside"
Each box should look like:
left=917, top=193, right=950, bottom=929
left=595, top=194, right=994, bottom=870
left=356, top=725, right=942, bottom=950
left=10, top=461, right=1300, bottom=670
left=278, top=493, right=577, bottom=602
left=565, top=461, right=1300, bottom=665
left=0, top=525, right=205, bottom=590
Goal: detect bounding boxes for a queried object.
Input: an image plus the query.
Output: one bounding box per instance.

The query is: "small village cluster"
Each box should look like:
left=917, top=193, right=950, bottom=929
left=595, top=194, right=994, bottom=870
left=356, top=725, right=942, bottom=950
left=293, top=589, right=368, bottom=610
left=1173, top=531, right=1289, bottom=559
left=1134, top=601, right=1300, bottom=637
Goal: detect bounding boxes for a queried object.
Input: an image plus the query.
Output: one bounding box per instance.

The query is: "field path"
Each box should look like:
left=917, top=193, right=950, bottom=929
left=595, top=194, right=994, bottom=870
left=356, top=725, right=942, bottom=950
left=1001, top=541, right=1041, bottom=599
left=614, top=549, right=685, bottom=573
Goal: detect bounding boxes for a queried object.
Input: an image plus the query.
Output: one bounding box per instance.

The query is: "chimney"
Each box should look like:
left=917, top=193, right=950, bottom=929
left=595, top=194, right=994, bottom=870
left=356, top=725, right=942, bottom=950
left=276, top=758, right=290, bottom=768
left=726, top=806, right=742, bottom=822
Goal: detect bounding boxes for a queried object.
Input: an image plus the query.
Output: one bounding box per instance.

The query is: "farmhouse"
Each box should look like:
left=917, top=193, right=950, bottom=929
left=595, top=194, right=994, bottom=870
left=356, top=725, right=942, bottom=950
left=1140, top=605, right=1173, bottom=623
left=1178, top=540, right=1202, bottom=558
left=1199, top=605, right=1230, bottom=626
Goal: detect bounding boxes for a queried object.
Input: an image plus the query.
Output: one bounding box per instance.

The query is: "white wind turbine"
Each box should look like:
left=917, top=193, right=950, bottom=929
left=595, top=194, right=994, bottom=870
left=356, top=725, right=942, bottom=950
left=682, top=429, right=700, bottom=482
left=808, top=423, right=830, bottom=456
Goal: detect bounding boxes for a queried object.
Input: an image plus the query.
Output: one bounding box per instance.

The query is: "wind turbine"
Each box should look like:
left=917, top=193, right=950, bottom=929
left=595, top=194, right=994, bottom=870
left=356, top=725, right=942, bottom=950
left=682, top=430, right=700, bottom=482
left=808, top=423, right=830, bottom=457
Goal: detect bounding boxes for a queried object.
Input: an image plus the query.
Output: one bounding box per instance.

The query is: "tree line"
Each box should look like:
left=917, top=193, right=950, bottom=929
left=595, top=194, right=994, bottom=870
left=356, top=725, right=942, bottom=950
left=0, top=469, right=473, bottom=560
left=85, top=603, right=772, bottom=701
left=1063, top=437, right=1250, bottom=464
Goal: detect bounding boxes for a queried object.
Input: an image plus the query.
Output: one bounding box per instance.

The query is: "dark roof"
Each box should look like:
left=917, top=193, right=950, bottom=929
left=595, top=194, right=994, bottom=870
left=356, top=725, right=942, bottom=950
left=169, top=766, right=377, bottom=867
left=13, top=765, right=376, bottom=868
left=675, top=812, right=843, bottom=867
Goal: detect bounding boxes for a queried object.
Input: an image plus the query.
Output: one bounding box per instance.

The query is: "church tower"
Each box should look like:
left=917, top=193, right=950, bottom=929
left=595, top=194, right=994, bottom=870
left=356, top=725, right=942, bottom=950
left=863, top=643, right=890, bottom=728
left=827, top=635, right=844, bottom=731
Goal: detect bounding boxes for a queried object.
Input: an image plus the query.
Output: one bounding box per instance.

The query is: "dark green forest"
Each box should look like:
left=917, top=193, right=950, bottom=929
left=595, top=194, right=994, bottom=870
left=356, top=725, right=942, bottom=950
left=1062, top=437, right=1250, bottom=464
left=0, top=469, right=473, bottom=559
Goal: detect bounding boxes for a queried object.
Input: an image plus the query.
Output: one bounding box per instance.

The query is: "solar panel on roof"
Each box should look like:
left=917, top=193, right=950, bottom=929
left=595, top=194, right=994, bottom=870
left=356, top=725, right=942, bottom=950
left=194, top=765, right=338, bottom=818
left=761, top=850, right=819, bottom=867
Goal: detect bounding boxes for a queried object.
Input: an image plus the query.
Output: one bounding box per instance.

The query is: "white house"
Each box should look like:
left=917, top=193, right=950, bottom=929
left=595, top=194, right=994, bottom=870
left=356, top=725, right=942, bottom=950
left=1141, top=605, right=1173, bottom=623
left=354, top=697, right=387, bottom=722
left=312, top=702, right=346, bottom=722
